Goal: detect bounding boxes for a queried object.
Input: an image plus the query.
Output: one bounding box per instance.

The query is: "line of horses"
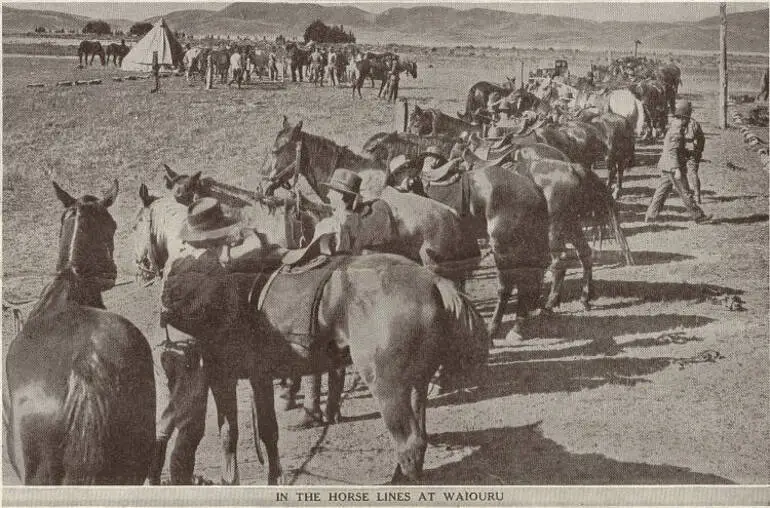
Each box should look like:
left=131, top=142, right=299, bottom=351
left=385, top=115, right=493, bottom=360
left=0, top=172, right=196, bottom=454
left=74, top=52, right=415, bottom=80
left=6, top=56, right=680, bottom=487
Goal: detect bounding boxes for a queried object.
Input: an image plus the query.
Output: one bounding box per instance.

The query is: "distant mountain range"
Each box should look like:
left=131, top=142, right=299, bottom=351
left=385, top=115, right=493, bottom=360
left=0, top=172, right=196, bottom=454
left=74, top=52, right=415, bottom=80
left=3, top=3, right=768, bottom=53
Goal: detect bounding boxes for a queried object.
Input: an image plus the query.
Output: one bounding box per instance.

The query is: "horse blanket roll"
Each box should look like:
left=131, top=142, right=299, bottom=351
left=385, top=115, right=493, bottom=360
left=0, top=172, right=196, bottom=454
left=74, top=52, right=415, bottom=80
left=161, top=252, right=259, bottom=337
left=256, top=256, right=349, bottom=353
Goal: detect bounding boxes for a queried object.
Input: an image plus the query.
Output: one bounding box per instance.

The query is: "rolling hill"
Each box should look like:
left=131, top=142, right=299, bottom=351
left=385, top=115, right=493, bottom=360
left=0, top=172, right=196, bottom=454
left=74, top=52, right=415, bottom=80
left=3, top=3, right=768, bottom=54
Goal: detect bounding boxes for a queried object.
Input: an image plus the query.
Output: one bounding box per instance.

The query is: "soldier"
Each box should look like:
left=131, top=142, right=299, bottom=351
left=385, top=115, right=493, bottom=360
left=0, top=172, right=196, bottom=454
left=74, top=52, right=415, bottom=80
left=644, top=100, right=713, bottom=224
left=683, top=106, right=706, bottom=204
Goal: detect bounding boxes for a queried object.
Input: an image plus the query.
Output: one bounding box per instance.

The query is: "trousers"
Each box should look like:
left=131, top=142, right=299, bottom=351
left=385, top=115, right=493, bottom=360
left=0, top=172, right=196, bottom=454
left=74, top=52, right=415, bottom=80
left=148, top=329, right=208, bottom=485
left=645, top=171, right=707, bottom=221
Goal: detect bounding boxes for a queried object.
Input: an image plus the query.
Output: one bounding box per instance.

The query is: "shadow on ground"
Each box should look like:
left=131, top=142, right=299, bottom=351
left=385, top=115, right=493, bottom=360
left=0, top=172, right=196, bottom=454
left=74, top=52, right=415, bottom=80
left=422, top=423, right=733, bottom=484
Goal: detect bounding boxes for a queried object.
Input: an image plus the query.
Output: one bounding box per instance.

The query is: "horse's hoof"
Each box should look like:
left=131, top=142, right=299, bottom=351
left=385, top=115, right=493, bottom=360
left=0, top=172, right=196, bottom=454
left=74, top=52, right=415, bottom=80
left=326, top=410, right=343, bottom=425
left=581, top=301, right=592, bottom=311
left=288, top=409, right=325, bottom=430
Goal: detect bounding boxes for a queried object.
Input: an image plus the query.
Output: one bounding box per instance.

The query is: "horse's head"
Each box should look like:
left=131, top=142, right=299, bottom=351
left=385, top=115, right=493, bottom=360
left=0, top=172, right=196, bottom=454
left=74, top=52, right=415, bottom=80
left=504, top=76, right=516, bottom=90
left=362, top=131, right=396, bottom=163
left=407, top=106, right=432, bottom=136
left=163, top=164, right=203, bottom=206
left=131, top=184, right=187, bottom=283
left=54, top=179, right=118, bottom=290
left=266, top=116, right=303, bottom=195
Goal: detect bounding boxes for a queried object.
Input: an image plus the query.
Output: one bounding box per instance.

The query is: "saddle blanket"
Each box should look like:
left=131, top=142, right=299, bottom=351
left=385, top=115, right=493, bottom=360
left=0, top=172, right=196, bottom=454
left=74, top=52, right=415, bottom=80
left=422, top=172, right=473, bottom=218
left=252, top=255, right=349, bottom=355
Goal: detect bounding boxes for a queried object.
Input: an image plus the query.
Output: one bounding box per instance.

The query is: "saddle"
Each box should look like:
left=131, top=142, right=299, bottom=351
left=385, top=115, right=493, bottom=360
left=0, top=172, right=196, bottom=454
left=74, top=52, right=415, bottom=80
left=421, top=158, right=463, bottom=184
left=249, top=254, right=349, bottom=359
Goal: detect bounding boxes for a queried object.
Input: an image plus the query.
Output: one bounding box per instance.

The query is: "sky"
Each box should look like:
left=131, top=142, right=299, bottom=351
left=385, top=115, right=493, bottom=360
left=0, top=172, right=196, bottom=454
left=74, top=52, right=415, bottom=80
left=10, top=1, right=768, bottom=23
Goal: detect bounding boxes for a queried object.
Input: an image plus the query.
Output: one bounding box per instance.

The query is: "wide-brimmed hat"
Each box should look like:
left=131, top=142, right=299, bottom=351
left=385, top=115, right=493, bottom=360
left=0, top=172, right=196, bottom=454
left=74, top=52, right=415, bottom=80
left=320, top=168, right=362, bottom=197
left=388, top=154, right=411, bottom=173
left=180, top=197, right=241, bottom=244
left=416, top=146, right=447, bottom=164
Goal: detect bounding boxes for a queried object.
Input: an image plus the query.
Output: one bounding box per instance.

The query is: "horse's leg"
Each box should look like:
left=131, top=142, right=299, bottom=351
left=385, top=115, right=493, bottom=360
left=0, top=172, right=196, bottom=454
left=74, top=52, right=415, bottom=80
left=209, top=375, right=240, bottom=485
left=568, top=219, right=593, bottom=310
left=377, top=379, right=425, bottom=484
left=249, top=375, right=284, bottom=484
left=544, top=220, right=568, bottom=312
left=325, top=367, right=345, bottom=424
left=488, top=256, right=514, bottom=339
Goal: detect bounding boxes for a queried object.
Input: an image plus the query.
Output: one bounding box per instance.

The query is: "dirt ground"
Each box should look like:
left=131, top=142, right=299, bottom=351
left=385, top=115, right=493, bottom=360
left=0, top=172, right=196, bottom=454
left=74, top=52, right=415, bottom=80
left=2, top=52, right=768, bottom=486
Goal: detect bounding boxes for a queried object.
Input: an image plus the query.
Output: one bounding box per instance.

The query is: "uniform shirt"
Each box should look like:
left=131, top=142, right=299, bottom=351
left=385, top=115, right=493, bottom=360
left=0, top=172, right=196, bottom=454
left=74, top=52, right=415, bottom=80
left=683, top=118, right=705, bottom=163
left=312, top=209, right=365, bottom=255
left=657, top=116, right=687, bottom=173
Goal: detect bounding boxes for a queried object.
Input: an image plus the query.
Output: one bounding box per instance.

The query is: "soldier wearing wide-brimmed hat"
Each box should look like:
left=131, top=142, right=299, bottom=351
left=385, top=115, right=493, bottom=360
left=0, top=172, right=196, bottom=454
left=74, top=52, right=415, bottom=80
left=281, top=168, right=366, bottom=266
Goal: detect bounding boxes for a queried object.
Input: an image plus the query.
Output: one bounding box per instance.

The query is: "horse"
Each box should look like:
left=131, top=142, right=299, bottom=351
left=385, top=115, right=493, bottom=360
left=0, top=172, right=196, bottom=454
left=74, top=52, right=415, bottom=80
left=629, top=78, right=669, bottom=140
left=591, top=112, right=636, bottom=199
left=132, top=190, right=490, bottom=484
left=514, top=119, right=607, bottom=172
left=266, top=117, right=551, bottom=338
left=4, top=180, right=155, bottom=484
left=408, top=106, right=484, bottom=139
left=209, top=48, right=231, bottom=84
left=353, top=57, right=417, bottom=99
left=371, top=132, right=633, bottom=314
left=656, top=63, right=681, bottom=114
left=459, top=78, right=517, bottom=122
left=105, top=42, right=129, bottom=67
left=78, top=40, right=105, bottom=67
left=183, top=47, right=205, bottom=82
left=285, top=42, right=311, bottom=82
left=362, top=131, right=457, bottom=163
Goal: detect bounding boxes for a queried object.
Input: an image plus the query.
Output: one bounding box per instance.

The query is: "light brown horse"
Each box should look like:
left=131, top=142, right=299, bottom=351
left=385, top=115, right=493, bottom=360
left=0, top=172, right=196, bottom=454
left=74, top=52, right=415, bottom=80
left=408, top=106, right=484, bottom=139
left=5, top=180, right=155, bottom=484
left=267, top=117, right=550, bottom=337
left=132, top=195, right=490, bottom=483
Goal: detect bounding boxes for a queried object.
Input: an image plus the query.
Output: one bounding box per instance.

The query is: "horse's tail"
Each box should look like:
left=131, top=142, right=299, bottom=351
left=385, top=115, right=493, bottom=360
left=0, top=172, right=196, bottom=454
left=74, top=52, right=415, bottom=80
left=433, top=276, right=490, bottom=387
left=576, top=167, right=634, bottom=266
left=60, top=349, right=117, bottom=481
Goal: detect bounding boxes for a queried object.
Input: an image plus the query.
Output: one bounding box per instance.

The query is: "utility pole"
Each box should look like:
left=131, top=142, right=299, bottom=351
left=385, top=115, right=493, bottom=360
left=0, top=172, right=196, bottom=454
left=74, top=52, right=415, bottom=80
left=634, top=40, right=642, bottom=58
left=719, top=3, right=728, bottom=129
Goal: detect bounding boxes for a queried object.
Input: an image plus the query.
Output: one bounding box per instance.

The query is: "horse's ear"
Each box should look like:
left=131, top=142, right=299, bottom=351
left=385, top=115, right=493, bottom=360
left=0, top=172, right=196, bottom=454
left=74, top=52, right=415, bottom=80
left=163, top=163, right=178, bottom=180
left=52, top=181, right=76, bottom=208
left=414, top=105, right=422, bottom=114
left=290, top=120, right=303, bottom=140
left=101, top=179, right=119, bottom=208
left=281, top=115, right=290, bottom=130
left=139, top=183, right=155, bottom=207
left=190, top=171, right=202, bottom=188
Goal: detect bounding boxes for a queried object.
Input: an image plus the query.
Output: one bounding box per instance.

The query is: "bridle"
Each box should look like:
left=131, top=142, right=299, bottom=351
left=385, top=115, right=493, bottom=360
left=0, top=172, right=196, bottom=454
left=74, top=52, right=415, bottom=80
left=59, top=202, right=117, bottom=289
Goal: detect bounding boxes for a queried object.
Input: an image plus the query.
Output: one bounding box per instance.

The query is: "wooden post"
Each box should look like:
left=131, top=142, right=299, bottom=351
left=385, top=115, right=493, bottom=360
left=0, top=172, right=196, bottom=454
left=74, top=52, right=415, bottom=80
left=634, top=40, right=641, bottom=58
left=393, top=98, right=408, bottom=132
left=206, top=54, right=213, bottom=90
left=719, top=3, right=728, bottom=129
left=520, top=60, right=524, bottom=89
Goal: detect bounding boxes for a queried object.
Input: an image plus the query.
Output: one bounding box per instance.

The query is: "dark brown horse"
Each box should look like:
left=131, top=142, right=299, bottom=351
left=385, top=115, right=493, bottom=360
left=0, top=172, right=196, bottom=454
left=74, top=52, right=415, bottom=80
left=515, top=120, right=607, bottom=171
left=78, top=41, right=105, bottom=67
left=591, top=112, right=636, bottom=199
left=209, top=48, right=231, bottom=84
left=373, top=134, right=633, bottom=313
left=5, top=180, right=155, bottom=484
left=105, top=41, right=129, bottom=67
left=133, top=193, right=490, bottom=483
left=285, top=42, right=311, bottom=82
left=656, top=63, right=681, bottom=114
left=352, top=57, right=417, bottom=99
left=267, top=117, right=550, bottom=337
left=362, top=131, right=457, bottom=162
left=629, top=78, right=669, bottom=140
left=459, top=78, right=517, bottom=122
left=408, top=106, right=484, bottom=139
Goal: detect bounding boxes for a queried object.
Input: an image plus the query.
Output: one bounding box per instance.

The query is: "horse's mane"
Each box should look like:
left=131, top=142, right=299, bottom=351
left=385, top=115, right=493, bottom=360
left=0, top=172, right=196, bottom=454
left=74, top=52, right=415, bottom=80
left=147, top=196, right=187, bottom=268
